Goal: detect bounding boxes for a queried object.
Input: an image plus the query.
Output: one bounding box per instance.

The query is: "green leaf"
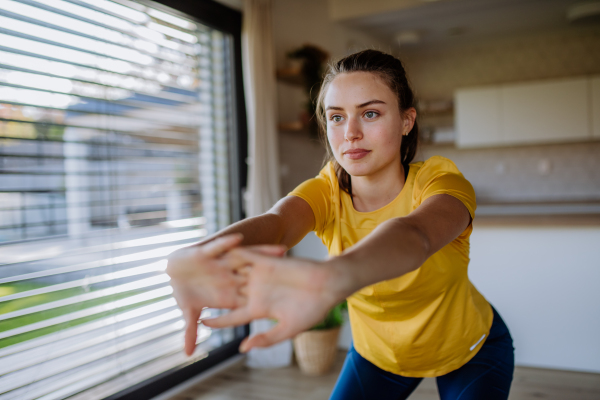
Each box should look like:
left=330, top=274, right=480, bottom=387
left=310, top=302, right=346, bottom=331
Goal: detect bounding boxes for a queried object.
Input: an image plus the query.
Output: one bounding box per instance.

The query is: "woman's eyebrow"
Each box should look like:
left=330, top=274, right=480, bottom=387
left=325, top=100, right=386, bottom=111
left=357, top=99, right=385, bottom=108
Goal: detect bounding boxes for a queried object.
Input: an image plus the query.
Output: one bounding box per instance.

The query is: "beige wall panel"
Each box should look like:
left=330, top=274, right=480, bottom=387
left=501, top=78, right=590, bottom=145
left=455, top=87, right=501, bottom=148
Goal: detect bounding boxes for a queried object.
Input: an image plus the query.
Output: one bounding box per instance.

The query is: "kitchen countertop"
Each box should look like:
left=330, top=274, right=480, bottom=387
left=474, top=201, right=600, bottom=226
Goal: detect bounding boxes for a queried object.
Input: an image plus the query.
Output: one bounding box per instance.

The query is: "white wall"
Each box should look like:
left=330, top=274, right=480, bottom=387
left=469, top=224, right=600, bottom=373
left=291, top=231, right=328, bottom=260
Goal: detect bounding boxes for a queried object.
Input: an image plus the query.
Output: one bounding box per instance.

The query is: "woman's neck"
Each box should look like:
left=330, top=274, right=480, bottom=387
left=350, top=161, right=406, bottom=213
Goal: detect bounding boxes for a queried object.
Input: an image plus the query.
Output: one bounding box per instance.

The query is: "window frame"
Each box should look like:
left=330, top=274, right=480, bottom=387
left=100, top=0, right=249, bottom=398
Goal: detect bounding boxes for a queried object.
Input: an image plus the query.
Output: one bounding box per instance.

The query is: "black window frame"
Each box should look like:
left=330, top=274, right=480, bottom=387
left=103, top=1, right=248, bottom=399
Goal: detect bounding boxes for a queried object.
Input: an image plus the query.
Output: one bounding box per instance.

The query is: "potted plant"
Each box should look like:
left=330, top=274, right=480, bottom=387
left=293, top=301, right=347, bottom=375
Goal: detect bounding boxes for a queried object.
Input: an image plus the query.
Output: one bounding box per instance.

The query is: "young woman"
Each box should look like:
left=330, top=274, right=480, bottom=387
left=167, top=50, right=514, bottom=399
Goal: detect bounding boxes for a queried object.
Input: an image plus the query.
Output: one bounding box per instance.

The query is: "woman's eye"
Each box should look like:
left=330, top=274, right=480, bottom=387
left=331, top=115, right=343, bottom=122
left=364, top=111, right=378, bottom=119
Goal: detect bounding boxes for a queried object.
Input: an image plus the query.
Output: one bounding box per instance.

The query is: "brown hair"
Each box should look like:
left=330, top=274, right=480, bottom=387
left=315, top=49, right=419, bottom=196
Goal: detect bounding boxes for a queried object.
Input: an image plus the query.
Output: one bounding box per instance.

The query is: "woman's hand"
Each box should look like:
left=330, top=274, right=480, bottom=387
left=166, top=234, right=286, bottom=355
left=167, top=234, right=244, bottom=356
left=202, top=248, right=344, bottom=353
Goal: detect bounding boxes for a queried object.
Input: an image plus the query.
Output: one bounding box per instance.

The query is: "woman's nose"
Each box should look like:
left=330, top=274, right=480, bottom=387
left=344, top=118, right=362, bottom=142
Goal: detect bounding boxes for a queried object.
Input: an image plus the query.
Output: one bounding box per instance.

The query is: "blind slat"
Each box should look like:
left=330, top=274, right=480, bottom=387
left=0, top=107, right=212, bottom=128
left=0, top=197, right=202, bottom=213
left=0, top=0, right=196, bottom=60
left=0, top=274, right=170, bottom=322
left=0, top=261, right=166, bottom=303
left=0, top=246, right=180, bottom=284
left=0, top=286, right=174, bottom=341
left=0, top=298, right=178, bottom=357
left=0, top=322, right=189, bottom=394
left=0, top=135, right=199, bottom=153
left=0, top=328, right=211, bottom=400
left=30, top=0, right=200, bottom=54
left=0, top=308, right=183, bottom=375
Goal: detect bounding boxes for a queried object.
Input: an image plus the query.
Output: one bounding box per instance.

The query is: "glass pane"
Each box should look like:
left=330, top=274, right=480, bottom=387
left=0, top=0, right=241, bottom=398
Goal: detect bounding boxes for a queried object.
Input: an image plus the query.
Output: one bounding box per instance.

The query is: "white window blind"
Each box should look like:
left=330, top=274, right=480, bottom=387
left=0, top=0, right=241, bottom=399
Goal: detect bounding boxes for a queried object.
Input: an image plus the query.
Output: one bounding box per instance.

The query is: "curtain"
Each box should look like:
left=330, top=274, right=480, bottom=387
left=243, top=0, right=281, bottom=217
left=242, top=0, right=291, bottom=368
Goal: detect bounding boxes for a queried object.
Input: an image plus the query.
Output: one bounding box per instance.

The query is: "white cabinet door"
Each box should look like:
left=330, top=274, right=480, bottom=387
left=455, top=87, right=501, bottom=148
left=500, top=78, right=590, bottom=145
left=592, top=76, right=600, bottom=139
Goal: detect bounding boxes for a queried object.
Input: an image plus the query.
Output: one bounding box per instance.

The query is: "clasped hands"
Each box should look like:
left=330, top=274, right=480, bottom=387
left=166, top=234, right=342, bottom=356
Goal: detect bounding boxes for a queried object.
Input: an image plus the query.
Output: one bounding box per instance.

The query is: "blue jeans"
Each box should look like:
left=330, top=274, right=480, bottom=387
left=330, top=306, right=514, bottom=400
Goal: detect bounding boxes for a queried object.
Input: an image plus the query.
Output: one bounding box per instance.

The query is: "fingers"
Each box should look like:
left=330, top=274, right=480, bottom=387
left=240, top=323, right=289, bottom=353
left=226, top=248, right=272, bottom=266
left=230, top=271, right=247, bottom=285
left=183, top=308, right=201, bottom=356
left=219, top=245, right=287, bottom=273
left=218, top=245, right=280, bottom=270
left=218, top=250, right=250, bottom=271
left=234, top=293, right=247, bottom=308
left=202, top=307, right=251, bottom=329
left=239, top=337, right=250, bottom=354
left=245, top=244, right=287, bottom=257
left=237, top=265, right=252, bottom=277
left=203, top=234, right=244, bottom=258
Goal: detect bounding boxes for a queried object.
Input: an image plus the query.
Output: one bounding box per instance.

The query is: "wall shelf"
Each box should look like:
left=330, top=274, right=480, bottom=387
left=278, top=121, right=305, bottom=132
left=276, top=67, right=304, bottom=86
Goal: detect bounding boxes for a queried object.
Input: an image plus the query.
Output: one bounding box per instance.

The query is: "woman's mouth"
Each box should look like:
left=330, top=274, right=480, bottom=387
left=343, top=149, right=371, bottom=160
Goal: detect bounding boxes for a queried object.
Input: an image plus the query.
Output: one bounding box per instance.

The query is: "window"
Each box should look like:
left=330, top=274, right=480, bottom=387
left=0, top=0, right=246, bottom=398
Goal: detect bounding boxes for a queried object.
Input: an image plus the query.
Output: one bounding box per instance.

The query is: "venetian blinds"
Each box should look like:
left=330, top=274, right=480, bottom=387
left=0, top=0, right=241, bottom=399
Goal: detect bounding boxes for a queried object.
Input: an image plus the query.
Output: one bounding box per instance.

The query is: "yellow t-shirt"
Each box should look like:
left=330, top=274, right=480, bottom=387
left=289, top=156, right=493, bottom=377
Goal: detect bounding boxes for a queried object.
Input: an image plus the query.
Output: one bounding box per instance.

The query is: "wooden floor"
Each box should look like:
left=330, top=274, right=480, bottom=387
left=169, top=351, right=600, bottom=400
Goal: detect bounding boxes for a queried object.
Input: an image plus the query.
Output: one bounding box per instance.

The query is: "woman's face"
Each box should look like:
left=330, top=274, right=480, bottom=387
left=324, top=72, right=412, bottom=179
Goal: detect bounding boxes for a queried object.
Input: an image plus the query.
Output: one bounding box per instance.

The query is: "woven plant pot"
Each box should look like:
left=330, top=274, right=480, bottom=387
left=293, top=327, right=340, bottom=376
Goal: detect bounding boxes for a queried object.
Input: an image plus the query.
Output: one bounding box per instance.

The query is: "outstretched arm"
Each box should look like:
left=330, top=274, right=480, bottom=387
left=328, top=193, right=471, bottom=300
left=193, top=195, right=316, bottom=248
left=166, top=195, right=315, bottom=355
left=204, top=194, right=472, bottom=352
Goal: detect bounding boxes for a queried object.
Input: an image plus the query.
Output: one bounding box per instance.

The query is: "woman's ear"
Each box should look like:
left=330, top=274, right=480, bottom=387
left=402, top=107, right=417, bottom=135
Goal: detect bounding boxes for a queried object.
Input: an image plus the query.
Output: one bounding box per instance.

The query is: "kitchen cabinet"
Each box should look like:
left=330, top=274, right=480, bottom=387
left=455, top=76, right=594, bottom=148
left=455, top=87, right=501, bottom=147
left=593, top=76, right=600, bottom=139
left=501, top=77, right=589, bottom=145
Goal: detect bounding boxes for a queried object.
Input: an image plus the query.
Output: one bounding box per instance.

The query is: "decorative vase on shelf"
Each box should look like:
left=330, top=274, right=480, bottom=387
left=292, top=301, right=346, bottom=375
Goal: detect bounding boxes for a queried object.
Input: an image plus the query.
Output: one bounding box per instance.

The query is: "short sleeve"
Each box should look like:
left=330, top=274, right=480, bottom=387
left=413, top=156, right=477, bottom=221
left=288, top=164, right=336, bottom=236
